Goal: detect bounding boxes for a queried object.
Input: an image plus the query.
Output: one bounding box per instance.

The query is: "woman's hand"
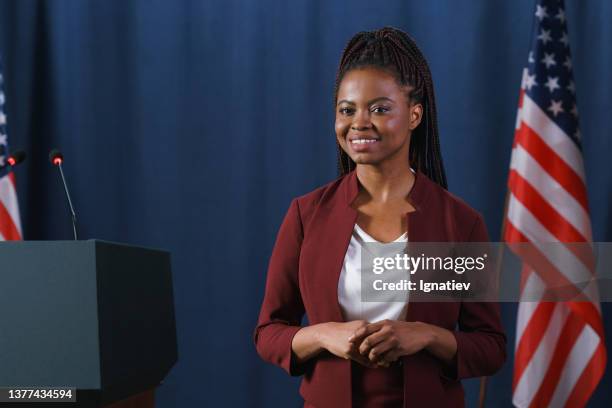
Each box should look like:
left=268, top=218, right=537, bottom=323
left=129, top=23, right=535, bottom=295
left=350, top=320, right=440, bottom=364
left=317, top=321, right=378, bottom=367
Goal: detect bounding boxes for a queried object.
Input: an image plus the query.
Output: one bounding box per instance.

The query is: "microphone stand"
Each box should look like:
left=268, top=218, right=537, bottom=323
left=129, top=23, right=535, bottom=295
left=56, top=161, right=78, bottom=240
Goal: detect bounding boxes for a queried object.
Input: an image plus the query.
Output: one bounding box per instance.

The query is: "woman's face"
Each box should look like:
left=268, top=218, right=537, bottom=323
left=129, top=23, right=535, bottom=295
left=335, top=67, right=422, bottom=168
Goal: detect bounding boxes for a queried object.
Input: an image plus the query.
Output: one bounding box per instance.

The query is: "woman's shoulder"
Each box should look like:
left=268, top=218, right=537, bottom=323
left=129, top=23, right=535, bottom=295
left=288, top=173, right=350, bottom=225
left=419, top=173, right=486, bottom=239
left=431, top=180, right=481, bottom=219
left=294, top=173, right=348, bottom=208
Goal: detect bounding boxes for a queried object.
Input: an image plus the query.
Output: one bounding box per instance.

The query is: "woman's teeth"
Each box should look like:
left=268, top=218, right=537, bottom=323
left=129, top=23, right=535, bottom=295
left=351, top=139, right=378, bottom=144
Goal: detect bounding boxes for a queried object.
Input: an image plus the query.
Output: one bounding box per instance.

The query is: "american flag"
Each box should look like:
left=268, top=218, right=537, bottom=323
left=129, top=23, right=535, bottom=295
left=0, top=59, right=22, bottom=241
left=506, top=1, right=606, bottom=407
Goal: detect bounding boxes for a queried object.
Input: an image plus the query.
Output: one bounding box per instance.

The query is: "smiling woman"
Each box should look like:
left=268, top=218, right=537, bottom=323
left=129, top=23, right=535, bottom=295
left=254, top=27, right=506, bottom=408
left=335, top=69, right=418, bottom=170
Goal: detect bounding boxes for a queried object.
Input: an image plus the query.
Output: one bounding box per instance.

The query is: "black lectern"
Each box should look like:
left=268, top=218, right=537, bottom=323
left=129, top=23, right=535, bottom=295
left=0, top=240, right=178, bottom=407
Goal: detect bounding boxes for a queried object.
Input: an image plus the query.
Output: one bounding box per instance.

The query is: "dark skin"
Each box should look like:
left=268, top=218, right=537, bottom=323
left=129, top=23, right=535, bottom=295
left=291, top=67, right=456, bottom=368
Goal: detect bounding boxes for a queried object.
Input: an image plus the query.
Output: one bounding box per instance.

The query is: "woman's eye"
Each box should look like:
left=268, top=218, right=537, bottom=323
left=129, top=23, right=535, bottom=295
left=372, top=106, right=389, bottom=113
left=338, top=107, right=354, bottom=115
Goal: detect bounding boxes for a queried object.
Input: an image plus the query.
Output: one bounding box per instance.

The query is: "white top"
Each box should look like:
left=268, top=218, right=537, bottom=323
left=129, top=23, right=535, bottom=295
left=338, top=224, right=410, bottom=322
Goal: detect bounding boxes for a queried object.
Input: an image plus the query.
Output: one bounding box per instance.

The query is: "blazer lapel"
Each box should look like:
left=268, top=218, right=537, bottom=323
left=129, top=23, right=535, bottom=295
left=306, top=171, right=359, bottom=323
left=404, top=171, right=433, bottom=323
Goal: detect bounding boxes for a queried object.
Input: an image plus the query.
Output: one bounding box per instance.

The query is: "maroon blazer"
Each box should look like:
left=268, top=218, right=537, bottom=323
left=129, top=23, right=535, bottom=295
left=254, top=170, right=506, bottom=407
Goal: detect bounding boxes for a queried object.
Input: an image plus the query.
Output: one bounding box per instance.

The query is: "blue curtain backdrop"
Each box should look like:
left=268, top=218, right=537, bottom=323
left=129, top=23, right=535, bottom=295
left=0, top=0, right=611, bottom=406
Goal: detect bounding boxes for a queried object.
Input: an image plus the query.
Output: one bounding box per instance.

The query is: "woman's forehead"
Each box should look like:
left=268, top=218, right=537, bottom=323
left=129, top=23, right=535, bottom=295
left=338, top=68, right=409, bottom=101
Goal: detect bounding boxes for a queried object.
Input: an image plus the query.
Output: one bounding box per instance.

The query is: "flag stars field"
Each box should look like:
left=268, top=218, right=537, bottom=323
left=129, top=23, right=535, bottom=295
left=547, top=100, right=564, bottom=117
left=555, top=9, right=566, bottom=24
left=544, top=76, right=560, bottom=93
left=541, top=53, right=556, bottom=68
left=563, top=56, right=572, bottom=71
left=538, top=29, right=553, bottom=44
left=535, top=4, right=548, bottom=20
left=571, top=104, right=578, bottom=118
left=522, top=71, right=537, bottom=91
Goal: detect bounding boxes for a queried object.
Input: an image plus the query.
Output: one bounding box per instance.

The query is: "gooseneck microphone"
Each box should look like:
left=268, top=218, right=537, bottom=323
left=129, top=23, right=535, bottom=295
left=49, top=149, right=78, bottom=240
left=7, top=150, right=26, bottom=167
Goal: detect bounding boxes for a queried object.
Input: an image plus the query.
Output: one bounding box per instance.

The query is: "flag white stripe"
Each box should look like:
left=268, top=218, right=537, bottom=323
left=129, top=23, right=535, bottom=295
left=515, top=270, right=545, bottom=341
left=520, top=94, right=586, bottom=180
left=510, top=145, right=592, bottom=240
left=548, top=325, right=600, bottom=407
left=0, top=175, right=23, bottom=236
left=513, top=303, right=569, bottom=408
left=0, top=230, right=5, bottom=241
left=507, top=193, right=556, bottom=243
left=507, top=194, right=595, bottom=302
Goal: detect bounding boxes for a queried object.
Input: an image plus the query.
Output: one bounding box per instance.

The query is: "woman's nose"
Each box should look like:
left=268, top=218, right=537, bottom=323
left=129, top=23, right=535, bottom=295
left=351, top=110, right=372, bottom=130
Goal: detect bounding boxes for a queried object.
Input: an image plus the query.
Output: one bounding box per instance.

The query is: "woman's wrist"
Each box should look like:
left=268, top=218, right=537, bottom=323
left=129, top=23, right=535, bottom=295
left=420, top=322, right=439, bottom=349
left=313, top=322, right=332, bottom=351
left=292, top=323, right=328, bottom=363
left=422, top=322, right=457, bottom=363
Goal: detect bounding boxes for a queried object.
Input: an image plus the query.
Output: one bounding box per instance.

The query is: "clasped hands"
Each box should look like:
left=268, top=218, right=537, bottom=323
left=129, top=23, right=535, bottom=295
left=322, top=319, right=434, bottom=368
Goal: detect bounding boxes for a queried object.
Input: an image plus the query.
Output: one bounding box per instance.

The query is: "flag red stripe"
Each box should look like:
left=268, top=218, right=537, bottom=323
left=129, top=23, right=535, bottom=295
left=504, top=217, right=526, bottom=244
left=512, top=301, right=556, bottom=391
left=505, top=221, right=583, bottom=299
left=508, top=170, right=587, bottom=242
left=565, top=302, right=605, bottom=341
left=504, top=221, right=551, bottom=296
left=528, top=312, right=585, bottom=408
left=515, top=123, right=588, bottom=210
left=564, top=343, right=607, bottom=408
left=0, top=200, right=21, bottom=240
left=508, top=170, right=596, bottom=271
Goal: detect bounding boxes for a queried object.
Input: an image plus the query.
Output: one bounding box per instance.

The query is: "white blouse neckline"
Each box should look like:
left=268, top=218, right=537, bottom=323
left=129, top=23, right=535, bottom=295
left=353, top=223, right=408, bottom=244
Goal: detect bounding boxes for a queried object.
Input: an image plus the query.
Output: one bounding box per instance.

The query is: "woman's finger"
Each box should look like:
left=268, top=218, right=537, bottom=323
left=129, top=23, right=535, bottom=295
left=368, top=336, right=399, bottom=362
left=348, top=350, right=375, bottom=367
left=348, top=321, right=383, bottom=343
left=358, top=325, right=392, bottom=355
left=379, top=348, right=401, bottom=363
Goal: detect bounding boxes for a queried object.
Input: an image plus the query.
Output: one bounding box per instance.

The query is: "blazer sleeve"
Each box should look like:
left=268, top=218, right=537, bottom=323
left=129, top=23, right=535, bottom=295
left=253, top=198, right=306, bottom=376
left=443, top=214, right=507, bottom=380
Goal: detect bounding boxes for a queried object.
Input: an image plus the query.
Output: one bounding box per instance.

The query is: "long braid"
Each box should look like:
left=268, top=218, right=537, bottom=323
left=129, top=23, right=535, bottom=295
left=334, top=27, right=447, bottom=189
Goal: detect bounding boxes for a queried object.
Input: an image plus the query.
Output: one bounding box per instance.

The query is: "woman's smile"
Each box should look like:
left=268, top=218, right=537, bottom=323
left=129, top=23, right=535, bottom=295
left=348, top=135, right=381, bottom=152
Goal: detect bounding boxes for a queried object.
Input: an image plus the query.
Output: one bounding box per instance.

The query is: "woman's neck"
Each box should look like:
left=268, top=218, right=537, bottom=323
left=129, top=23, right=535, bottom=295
left=355, top=162, right=415, bottom=203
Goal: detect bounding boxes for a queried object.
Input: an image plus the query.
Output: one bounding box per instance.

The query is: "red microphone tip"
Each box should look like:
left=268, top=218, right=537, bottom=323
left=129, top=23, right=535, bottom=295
left=53, top=157, right=63, bottom=166
left=7, top=157, right=16, bottom=166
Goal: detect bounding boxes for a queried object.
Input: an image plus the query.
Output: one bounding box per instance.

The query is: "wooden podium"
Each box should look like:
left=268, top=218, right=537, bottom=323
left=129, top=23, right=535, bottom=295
left=0, top=241, right=178, bottom=408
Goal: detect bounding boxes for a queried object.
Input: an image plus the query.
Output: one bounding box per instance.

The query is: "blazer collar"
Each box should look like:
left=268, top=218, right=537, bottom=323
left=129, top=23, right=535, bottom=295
left=342, top=168, right=431, bottom=213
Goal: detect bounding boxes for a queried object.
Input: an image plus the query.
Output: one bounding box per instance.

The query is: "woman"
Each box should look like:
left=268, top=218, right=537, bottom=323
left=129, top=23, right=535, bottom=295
left=254, top=27, right=506, bottom=407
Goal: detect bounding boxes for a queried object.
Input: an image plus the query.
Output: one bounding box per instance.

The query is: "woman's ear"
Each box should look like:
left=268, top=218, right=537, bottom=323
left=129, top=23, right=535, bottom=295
left=409, top=103, right=423, bottom=130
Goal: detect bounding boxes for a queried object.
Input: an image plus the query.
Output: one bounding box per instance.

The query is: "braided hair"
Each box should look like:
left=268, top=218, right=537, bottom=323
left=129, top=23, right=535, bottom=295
left=334, top=27, right=447, bottom=189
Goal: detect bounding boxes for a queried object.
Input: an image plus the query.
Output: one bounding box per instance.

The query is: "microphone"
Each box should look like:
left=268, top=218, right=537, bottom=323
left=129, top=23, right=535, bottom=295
left=7, top=150, right=26, bottom=167
left=49, top=149, right=78, bottom=240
